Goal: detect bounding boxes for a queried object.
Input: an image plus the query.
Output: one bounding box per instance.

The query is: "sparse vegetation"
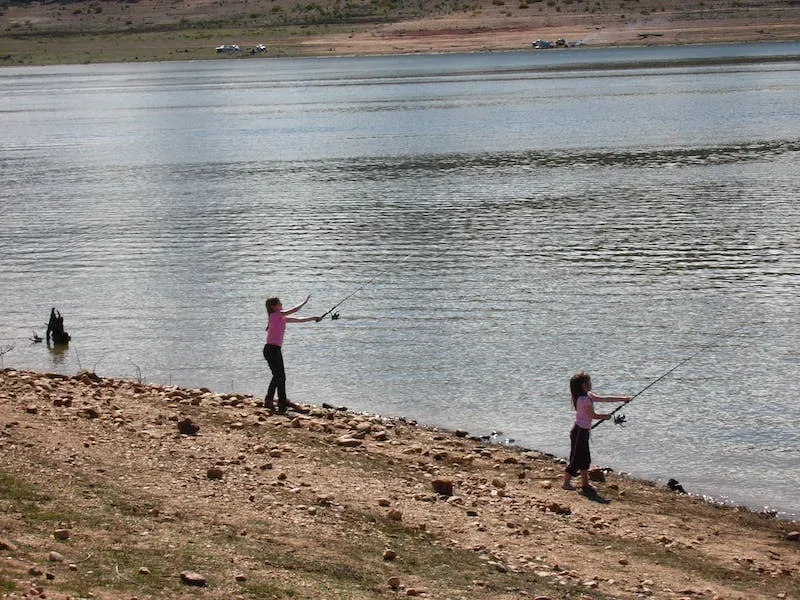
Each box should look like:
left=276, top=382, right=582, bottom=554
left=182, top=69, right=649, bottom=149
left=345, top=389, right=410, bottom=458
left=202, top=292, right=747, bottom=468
left=0, top=367, right=798, bottom=600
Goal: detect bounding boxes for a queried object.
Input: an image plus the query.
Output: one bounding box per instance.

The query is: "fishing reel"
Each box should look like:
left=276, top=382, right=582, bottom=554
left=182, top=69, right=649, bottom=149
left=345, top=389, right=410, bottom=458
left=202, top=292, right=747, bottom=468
left=331, top=312, right=340, bottom=320
left=612, top=414, right=627, bottom=426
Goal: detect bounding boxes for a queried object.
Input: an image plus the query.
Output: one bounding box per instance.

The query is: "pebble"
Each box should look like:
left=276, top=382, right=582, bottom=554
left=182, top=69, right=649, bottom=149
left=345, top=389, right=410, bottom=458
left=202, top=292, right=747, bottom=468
left=179, top=571, right=207, bottom=586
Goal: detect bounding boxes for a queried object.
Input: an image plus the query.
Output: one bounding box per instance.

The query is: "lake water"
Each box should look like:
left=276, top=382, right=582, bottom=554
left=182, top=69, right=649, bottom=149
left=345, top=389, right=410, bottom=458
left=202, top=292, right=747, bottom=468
left=1, top=42, right=798, bottom=519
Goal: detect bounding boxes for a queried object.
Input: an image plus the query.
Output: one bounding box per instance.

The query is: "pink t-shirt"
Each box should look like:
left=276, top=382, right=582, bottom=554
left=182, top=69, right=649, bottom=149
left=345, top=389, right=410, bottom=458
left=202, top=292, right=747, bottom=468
left=266, top=312, right=286, bottom=346
left=574, top=392, right=596, bottom=430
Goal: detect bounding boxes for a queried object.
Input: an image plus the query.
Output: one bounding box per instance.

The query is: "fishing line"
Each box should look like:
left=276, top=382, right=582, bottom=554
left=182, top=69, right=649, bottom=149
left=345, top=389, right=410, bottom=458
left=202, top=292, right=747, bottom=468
left=318, top=254, right=413, bottom=321
left=592, top=333, right=725, bottom=430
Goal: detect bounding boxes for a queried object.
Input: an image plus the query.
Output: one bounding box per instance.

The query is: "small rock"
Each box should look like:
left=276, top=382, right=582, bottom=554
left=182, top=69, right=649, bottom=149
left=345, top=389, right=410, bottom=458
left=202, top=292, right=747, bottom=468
left=377, top=498, right=391, bottom=507
left=383, top=549, right=397, bottom=561
left=431, top=477, right=454, bottom=496
left=547, top=502, right=571, bottom=516
left=388, top=576, right=401, bottom=590
left=28, top=566, right=44, bottom=576
left=76, top=369, right=100, bottom=383
left=53, top=528, right=70, bottom=541
left=786, top=531, right=800, bottom=542
left=455, top=429, right=468, bottom=437
left=139, top=566, right=151, bottom=575
left=386, top=509, right=403, bottom=521
left=48, top=551, right=65, bottom=562
left=587, top=467, right=606, bottom=483
left=488, top=560, right=508, bottom=573
left=0, top=538, right=18, bottom=552
left=667, top=478, right=687, bottom=493
left=177, top=417, right=199, bottom=435
left=336, top=436, right=362, bottom=447
left=235, top=573, right=247, bottom=582
left=77, top=407, right=100, bottom=419
left=179, top=571, right=207, bottom=587
left=206, top=467, right=224, bottom=480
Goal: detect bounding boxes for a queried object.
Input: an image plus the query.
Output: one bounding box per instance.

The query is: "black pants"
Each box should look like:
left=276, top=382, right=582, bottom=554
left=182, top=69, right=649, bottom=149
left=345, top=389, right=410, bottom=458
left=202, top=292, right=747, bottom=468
left=263, top=343, right=286, bottom=403
left=565, top=424, right=591, bottom=476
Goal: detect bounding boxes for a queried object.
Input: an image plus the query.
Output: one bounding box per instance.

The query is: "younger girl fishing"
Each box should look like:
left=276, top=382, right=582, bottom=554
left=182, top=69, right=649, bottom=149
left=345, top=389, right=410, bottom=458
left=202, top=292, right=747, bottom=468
left=263, top=295, right=322, bottom=413
left=563, top=371, right=630, bottom=492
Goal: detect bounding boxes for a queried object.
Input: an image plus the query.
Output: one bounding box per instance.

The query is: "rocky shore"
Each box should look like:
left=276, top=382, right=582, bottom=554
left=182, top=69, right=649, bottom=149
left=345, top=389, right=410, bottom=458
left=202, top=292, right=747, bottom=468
left=0, top=367, right=798, bottom=599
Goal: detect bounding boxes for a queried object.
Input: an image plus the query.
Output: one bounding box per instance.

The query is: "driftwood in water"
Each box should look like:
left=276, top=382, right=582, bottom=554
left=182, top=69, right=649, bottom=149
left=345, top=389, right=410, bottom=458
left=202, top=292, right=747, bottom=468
left=46, top=308, right=71, bottom=345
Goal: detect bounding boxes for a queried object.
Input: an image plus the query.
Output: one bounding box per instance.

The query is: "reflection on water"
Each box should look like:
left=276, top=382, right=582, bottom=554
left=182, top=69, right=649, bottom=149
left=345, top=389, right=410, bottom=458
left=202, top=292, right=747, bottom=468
left=0, top=44, right=798, bottom=518
left=47, top=343, right=70, bottom=366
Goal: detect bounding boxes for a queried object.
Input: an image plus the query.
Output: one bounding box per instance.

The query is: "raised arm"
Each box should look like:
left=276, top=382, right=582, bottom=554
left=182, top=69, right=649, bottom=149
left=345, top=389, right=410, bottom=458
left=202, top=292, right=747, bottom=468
left=282, top=295, right=311, bottom=316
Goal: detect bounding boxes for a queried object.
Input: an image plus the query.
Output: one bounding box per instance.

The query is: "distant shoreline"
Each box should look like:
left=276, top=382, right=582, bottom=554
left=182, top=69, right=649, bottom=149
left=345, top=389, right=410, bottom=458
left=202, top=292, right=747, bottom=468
left=2, top=0, right=799, bottom=67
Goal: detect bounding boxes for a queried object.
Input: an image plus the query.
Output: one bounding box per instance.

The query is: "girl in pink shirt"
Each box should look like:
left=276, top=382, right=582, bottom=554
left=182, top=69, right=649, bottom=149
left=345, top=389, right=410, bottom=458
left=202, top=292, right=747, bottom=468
left=263, top=295, right=322, bottom=413
left=563, top=371, right=630, bottom=492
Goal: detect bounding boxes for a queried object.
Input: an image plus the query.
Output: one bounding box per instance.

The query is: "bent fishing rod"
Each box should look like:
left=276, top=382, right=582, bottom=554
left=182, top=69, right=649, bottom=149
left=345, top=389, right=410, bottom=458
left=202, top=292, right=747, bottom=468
left=592, top=334, right=724, bottom=430
left=318, top=254, right=412, bottom=321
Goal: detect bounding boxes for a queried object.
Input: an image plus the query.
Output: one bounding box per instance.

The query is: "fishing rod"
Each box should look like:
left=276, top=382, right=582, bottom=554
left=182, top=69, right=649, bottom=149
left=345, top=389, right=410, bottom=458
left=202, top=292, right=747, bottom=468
left=318, top=254, right=412, bottom=321
left=592, top=335, right=723, bottom=430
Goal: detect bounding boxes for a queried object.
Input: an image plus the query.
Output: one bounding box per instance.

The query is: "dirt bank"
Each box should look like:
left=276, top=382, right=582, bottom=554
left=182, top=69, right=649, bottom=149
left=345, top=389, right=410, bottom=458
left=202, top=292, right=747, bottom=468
left=1, top=367, right=797, bottom=599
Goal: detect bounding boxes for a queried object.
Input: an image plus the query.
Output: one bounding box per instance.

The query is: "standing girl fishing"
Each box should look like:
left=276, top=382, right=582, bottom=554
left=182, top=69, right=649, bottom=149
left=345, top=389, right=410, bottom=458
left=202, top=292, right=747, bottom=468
left=263, top=295, right=322, bottom=413
left=563, top=371, right=630, bottom=492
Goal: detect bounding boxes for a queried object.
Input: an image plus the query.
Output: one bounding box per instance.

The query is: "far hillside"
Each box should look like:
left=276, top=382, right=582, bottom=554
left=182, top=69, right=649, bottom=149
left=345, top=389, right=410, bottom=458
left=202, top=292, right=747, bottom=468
left=2, top=0, right=799, bottom=65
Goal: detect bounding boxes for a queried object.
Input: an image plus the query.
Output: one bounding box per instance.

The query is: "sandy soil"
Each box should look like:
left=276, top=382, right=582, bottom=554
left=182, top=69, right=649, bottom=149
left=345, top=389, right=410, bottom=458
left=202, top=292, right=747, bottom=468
left=1, top=367, right=798, bottom=599
left=296, top=12, right=800, bottom=56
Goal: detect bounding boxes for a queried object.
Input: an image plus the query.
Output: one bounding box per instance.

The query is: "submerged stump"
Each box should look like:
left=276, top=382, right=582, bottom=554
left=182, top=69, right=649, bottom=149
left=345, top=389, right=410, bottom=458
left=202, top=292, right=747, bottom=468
left=46, top=307, right=71, bottom=345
